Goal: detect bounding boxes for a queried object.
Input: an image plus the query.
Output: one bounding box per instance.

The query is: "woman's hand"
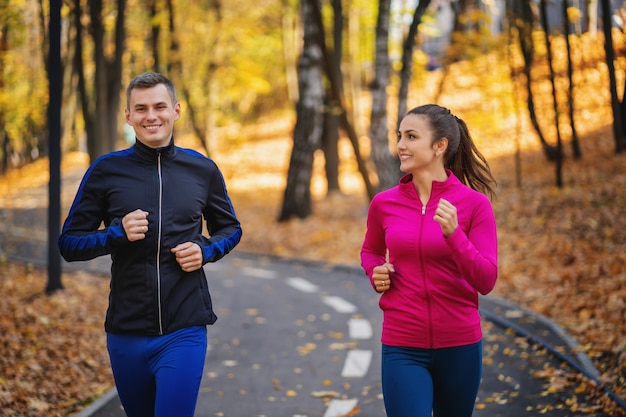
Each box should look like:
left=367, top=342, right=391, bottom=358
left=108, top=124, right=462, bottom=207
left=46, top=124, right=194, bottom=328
left=372, top=262, right=394, bottom=292
left=434, top=198, right=458, bottom=238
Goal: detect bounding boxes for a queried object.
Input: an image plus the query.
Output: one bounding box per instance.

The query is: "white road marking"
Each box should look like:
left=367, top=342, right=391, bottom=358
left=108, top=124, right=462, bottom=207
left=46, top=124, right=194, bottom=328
left=341, top=349, right=373, bottom=378
left=234, top=264, right=375, bottom=416
left=322, top=296, right=357, bottom=313
left=323, top=398, right=359, bottom=417
left=286, top=277, right=319, bottom=293
left=241, top=267, right=278, bottom=279
left=348, top=318, right=373, bottom=340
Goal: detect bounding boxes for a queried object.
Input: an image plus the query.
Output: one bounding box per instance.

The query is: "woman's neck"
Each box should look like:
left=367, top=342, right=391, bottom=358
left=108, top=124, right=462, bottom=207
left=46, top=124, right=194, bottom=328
left=411, top=167, right=448, bottom=205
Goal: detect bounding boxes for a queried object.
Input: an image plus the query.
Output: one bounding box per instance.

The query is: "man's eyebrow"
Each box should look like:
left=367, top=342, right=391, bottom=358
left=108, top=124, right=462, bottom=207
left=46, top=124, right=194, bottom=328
left=132, top=101, right=168, bottom=109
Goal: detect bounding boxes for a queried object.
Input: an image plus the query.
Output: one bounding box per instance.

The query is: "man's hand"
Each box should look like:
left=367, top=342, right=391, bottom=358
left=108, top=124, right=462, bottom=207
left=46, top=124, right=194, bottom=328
left=122, top=209, right=149, bottom=242
left=171, top=242, right=203, bottom=272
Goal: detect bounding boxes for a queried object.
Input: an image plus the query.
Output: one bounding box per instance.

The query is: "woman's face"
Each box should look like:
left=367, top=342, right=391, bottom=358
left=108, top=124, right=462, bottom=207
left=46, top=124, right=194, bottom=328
left=397, top=114, right=441, bottom=174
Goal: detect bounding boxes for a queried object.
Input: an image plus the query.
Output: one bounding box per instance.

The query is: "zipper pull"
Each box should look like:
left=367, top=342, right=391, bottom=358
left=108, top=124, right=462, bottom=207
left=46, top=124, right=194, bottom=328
left=422, top=205, right=426, bottom=215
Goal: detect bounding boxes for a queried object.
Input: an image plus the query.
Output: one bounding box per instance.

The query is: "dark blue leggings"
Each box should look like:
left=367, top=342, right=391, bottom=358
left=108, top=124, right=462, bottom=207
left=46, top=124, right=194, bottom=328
left=107, top=326, right=207, bottom=417
left=381, top=341, right=482, bottom=417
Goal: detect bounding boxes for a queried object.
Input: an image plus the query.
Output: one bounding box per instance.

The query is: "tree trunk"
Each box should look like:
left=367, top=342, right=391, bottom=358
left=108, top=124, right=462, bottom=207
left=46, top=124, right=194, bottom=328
left=149, top=0, right=161, bottom=72
left=321, top=0, right=343, bottom=194
left=539, top=0, right=564, bottom=187
left=305, top=0, right=375, bottom=200
left=397, top=0, right=431, bottom=125
left=166, top=0, right=213, bottom=157
left=505, top=1, right=523, bottom=188
left=369, top=0, right=399, bottom=192
left=622, top=71, right=626, bottom=137
left=278, top=0, right=324, bottom=221
left=78, top=0, right=126, bottom=162
left=47, top=0, right=63, bottom=294
left=282, top=0, right=299, bottom=104
left=601, top=0, right=625, bottom=153
left=587, top=0, right=598, bottom=34
left=0, top=22, right=7, bottom=173
left=516, top=0, right=560, bottom=162
left=346, top=4, right=362, bottom=136
left=563, top=0, right=582, bottom=159
left=322, top=107, right=341, bottom=193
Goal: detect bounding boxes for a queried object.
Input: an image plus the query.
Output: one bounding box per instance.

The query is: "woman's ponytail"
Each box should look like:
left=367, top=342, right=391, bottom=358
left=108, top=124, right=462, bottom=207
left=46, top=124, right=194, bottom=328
left=448, top=116, right=496, bottom=199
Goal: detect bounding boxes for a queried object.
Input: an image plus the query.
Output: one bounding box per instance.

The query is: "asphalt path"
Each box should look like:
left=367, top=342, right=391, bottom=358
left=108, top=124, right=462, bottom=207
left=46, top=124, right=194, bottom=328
left=64, top=252, right=612, bottom=417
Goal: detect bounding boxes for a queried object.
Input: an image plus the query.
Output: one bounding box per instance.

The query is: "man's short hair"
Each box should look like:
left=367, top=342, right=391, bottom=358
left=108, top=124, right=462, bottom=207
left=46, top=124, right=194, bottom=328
left=126, top=72, right=177, bottom=109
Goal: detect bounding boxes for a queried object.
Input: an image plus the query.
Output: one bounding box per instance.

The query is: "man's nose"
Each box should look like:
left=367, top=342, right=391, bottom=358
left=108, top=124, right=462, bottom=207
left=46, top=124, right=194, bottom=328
left=146, top=108, right=158, bottom=119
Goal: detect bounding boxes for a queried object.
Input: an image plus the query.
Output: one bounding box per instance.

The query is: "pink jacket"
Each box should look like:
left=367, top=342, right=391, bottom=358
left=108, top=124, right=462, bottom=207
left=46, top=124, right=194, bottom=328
left=360, top=171, right=497, bottom=348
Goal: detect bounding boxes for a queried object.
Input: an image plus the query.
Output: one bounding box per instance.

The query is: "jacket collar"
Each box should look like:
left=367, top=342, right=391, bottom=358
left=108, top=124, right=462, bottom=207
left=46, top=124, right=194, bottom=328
left=398, top=169, right=461, bottom=196
left=133, top=137, right=177, bottom=162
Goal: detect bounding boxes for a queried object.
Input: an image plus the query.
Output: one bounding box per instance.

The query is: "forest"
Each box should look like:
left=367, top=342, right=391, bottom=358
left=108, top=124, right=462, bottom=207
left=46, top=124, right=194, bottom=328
left=0, top=0, right=626, bottom=415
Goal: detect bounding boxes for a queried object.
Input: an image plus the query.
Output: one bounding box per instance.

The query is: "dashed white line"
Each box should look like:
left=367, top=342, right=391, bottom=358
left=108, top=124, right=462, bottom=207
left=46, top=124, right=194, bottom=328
left=231, top=264, right=374, bottom=416
left=348, top=318, right=373, bottom=340
left=323, top=398, right=359, bottom=417
left=286, top=276, right=319, bottom=293
left=241, top=267, right=278, bottom=279
left=322, top=296, right=357, bottom=314
left=341, top=349, right=373, bottom=378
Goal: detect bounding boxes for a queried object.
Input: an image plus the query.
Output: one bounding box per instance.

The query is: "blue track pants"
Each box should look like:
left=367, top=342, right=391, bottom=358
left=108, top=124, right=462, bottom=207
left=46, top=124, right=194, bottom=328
left=107, top=326, right=207, bottom=417
left=381, top=341, right=482, bottom=417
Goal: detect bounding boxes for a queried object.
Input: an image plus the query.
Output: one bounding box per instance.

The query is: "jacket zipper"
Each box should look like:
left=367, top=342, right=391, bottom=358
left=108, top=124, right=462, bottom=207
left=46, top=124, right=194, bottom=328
left=419, top=200, right=434, bottom=347
left=156, top=152, right=164, bottom=335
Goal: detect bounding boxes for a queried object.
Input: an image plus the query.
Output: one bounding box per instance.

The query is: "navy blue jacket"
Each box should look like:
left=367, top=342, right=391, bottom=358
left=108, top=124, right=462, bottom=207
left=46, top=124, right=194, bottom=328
left=58, top=139, right=242, bottom=335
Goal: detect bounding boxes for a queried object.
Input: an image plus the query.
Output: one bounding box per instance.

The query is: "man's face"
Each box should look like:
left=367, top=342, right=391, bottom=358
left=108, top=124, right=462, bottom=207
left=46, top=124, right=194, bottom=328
left=125, top=84, right=180, bottom=149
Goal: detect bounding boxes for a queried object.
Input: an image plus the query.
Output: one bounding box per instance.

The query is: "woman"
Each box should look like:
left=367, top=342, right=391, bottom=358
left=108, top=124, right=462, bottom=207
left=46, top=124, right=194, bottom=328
left=360, top=104, right=498, bottom=417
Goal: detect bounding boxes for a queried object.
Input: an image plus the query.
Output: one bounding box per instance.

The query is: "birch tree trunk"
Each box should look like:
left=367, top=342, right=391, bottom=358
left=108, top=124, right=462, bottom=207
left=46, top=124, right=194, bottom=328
left=279, top=0, right=324, bottom=221
left=369, top=0, right=399, bottom=192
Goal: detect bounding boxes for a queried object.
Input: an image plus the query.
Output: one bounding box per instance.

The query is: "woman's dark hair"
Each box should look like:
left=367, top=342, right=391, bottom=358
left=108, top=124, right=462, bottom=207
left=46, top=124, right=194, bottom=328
left=405, top=104, right=496, bottom=198
left=126, top=72, right=177, bottom=109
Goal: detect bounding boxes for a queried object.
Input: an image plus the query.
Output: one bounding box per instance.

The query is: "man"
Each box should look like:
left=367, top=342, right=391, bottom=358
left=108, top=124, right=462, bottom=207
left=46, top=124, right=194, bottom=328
left=59, top=72, right=242, bottom=417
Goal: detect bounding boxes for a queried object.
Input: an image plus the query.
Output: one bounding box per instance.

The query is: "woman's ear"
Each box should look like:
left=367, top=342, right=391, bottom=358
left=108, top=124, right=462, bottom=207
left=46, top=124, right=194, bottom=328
left=435, top=138, right=448, bottom=156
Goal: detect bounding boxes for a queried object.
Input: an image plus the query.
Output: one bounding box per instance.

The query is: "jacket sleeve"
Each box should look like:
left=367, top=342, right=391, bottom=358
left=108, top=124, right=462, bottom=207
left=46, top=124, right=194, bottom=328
left=196, top=163, right=242, bottom=264
left=58, top=163, right=129, bottom=262
left=360, top=197, right=387, bottom=290
left=445, top=194, right=498, bottom=295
